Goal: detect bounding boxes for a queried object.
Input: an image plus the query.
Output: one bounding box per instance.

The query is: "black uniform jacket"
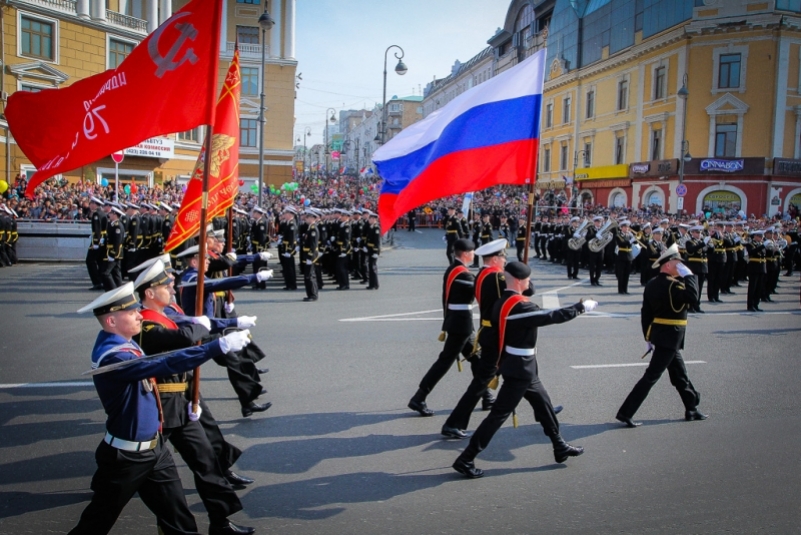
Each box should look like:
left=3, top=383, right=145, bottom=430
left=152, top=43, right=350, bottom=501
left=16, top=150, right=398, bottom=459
left=641, top=273, right=699, bottom=351
left=441, top=259, right=475, bottom=333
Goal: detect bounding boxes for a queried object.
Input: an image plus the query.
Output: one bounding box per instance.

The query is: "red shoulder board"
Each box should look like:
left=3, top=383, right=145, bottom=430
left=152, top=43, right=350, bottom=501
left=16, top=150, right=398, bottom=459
left=444, top=265, right=470, bottom=307
left=140, top=308, right=179, bottom=330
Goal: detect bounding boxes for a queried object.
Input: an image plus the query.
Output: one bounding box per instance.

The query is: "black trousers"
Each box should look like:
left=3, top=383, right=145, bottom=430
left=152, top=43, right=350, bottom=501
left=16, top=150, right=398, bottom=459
left=212, top=351, right=261, bottom=408
left=515, top=241, right=525, bottom=262
left=68, top=437, right=200, bottom=535
left=100, top=259, right=118, bottom=291
left=537, top=236, right=548, bottom=259
left=617, top=346, right=700, bottom=419
left=615, top=257, right=632, bottom=293
left=417, top=330, right=477, bottom=398
left=446, top=239, right=456, bottom=264
left=280, top=254, right=297, bottom=289
left=707, top=261, right=724, bottom=301
left=86, top=248, right=102, bottom=286
left=566, top=249, right=580, bottom=278
left=444, top=358, right=497, bottom=431
left=459, top=372, right=560, bottom=462
left=253, top=255, right=268, bottom=289
left=368, top=255, right=379, bottom=289
left=336, top=255, right=350, bottom=288
left=163, top=419, right=242, bottom=524
left=747, top=271, right=764, bottom=309
left=721, top=258, right=734, bottom=292
left=0, top=244, right=11, bottom=266
left=303, top=262, right=318, bottom=299
left=359, top=249, right=369, bottom=282
left=198, top=399, right=241, bottom=472
left=588, top=252, right=603, bottom=284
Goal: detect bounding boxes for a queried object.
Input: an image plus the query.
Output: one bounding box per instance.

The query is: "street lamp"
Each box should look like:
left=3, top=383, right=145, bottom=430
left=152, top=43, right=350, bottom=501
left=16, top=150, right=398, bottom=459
left=381, top=45, right=408, bottom=145
left=324, top=108, right=336, bottom=175
left=678, top=73, right=690, bottom=185
left=257, top=7, right=275, bottom=208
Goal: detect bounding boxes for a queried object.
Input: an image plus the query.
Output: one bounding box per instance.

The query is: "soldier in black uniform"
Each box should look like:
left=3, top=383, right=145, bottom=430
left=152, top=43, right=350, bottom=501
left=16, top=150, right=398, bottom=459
left=586, top=216, right=604, bottom=286
left=443, top=207, right=461, bottom=264
left=160, top=203, right=174, bottom=255
left=122, top=203, right=141, bottom=280
left=301, top=208, right=320, bottom=301
left=565, top=217, right=581, bottom=279
left=365, top=210, right=381, bottom=290
left=278, top=206, right=299, bottom=290
left=515, top=215, right=528, bottom=262
left=350, top=209, right=367, bottom=284
left=720, top=222, right=737, bottom=295
left=452, top=261, right=596, bottom=478
left=408, top=239, right=479, bottom=417
left=614, top=220, right=635, bottom=294
left=642, top=227, right=666, bottom=285
left=706, top=222, right=726, bottom=303
left=745, top=229, right=767, bottom=312
left=101, top=206, right=125, bottom=290
left=457, top=208, right=469, bottom=239
left=134, top=263, right=256, bottom=535
left=684, top=226, right=708, bottom=313
left=763, top=227, right=781, bottom=300
left=616, top=244, right=706, bottom=428
left=0, top=207, right=12, bottom=267
left=71, top=282, right=253, bottom=535
left=538, top=216, right=551, bottom=261
left=250, top=207, right=270, bottom=290
left=86, top=196, right=108, bottom=290
left=335, top=210, right=352, bottom=290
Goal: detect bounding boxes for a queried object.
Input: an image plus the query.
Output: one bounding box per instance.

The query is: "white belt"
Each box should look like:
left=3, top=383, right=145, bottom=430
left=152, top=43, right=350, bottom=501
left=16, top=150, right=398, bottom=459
left=505, top=346, right=537, bottom=356
left=448, top=304, right=475, bottom=311
left=104, top=432, right=158, bottom=452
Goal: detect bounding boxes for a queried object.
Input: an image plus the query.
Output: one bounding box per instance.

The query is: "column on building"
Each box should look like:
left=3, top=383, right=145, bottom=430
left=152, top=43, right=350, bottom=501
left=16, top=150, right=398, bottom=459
left=159, top=0, right=172, bottom=24
left=147, top=0, right=159, bottom=32
left=76, top=0, right=90, bottom=19
left=284, top=0, right=295, bottom=60
left=269, top=0, right=282, bottom=59
left=90, top=0, right=107, bottom=21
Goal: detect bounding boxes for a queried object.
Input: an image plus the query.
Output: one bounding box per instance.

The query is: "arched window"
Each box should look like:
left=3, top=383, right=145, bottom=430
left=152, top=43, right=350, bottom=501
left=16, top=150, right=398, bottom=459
left=515, top=3, right=534, bottom=63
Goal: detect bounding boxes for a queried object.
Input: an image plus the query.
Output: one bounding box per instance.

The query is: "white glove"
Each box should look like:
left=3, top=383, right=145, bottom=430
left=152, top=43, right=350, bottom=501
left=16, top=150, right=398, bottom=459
left=305, top=259, right=312, bottom=265
left=106, top=256, right=114, bottom=262
left=128, top=247, right=136, bottom=252
left=676, top=263, right=693, bottom=278
left=339, top=253, right=347, bottom=258
left=734, top=235, right=741, bottom=244
left=294, top=246, right=300, bottom=253
left=703, top=236, right=711, bottom=245
left=99, top=238, right=105, bottom=245
left=226, top=252, right=238, bottom=262
left=259, top=251, right=272, bottom=260
left=219, top=329, right=251, bottom=353
left=372, top=253, right=378, bottom=259
left=573, top=233, right=581, bottom=239
left=237, top=315, right=257, bottom=329
left=363, top=247, right=368, bottom=253
left=645, top=341, right=654, bottom=353
left=187, top=402, right=202, bottom=422
left=356, top=237, right=361, bottom=243
left=442, top=236, right=447, bottom=242
left=92, top=244, right=99, bottom=250
left=629, top=236, right=637, bottom=244
left=281, top=252, right=291, bottom=258
left=582, top=299, right=598, bottom=313
left=256, top=269, right=273, bottom=282
left=224, top=302, right=235, bottom=314
left=191, top=316, right=211, bottom=331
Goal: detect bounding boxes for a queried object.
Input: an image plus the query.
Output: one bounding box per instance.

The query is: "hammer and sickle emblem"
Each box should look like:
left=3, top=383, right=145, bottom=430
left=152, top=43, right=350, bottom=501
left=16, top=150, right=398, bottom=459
left=148, top=12, right=199, bottom=79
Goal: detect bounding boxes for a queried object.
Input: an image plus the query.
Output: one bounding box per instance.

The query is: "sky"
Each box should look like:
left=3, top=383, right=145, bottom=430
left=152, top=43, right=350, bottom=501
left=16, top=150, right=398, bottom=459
left=293, top=0, right=512, bottom=146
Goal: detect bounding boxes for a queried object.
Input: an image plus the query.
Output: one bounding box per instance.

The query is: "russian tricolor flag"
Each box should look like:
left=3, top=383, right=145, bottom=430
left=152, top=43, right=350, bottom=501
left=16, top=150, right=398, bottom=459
left=373, top=49, right=546, bottom=233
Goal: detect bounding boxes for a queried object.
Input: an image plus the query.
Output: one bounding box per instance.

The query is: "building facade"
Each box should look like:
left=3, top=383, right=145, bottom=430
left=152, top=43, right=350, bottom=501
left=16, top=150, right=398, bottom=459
left=421, top=0, right=801, bottom=217
left=0, top=0, right=297, bottom=193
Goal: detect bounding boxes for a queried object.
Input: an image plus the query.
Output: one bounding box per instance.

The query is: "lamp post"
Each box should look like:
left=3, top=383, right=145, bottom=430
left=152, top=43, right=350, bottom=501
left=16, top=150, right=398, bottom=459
left=678, top=73, right=691, bottom=185
left=323, top=108, right=336, bottom=176
left=299, top=126, right=311, bottom=177
left=257, top=7, right=275, bottom=208
left=381, top=45, right=408, bottom=144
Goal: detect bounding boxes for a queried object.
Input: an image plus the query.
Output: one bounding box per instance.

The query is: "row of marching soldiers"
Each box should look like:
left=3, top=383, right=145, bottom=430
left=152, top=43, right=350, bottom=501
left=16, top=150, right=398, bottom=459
left=535, top=214, right=798, bottom=312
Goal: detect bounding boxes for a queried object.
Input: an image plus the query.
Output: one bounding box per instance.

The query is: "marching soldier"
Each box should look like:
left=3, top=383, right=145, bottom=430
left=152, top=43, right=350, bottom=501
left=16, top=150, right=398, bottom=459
left=365, top=210, right=381, bottom=290
left=720, top=222, right=737, bottom=295
left=684, top=225, right=708, bottom=313
left=100, top=206, right=125, bottom=291
left=614, top=220, right=635, bottom=294
left=706, top=222, right=726, bottom=303
left=301, top=208, right=320, bottom=301
left=278, top=206, right=299, bottom=290
left=70, top=282, right=252, bottom=535
left=457, top=208, right=470, bottom=238
left=616, top=244, right=705, bottom=428
left=443, top=207, right=461, bottom=264
left=763, top=227, right=780, bottom=300
left=565, top=217, right=581, bottom=279
left=250, top=207, right=270, bottom=290
left=515, top=215, right=528, bottom=262
left=86, top=196, right=108, bottom=290
left=123, top=203, right=141, bottom=280
left=452, top=261, right=597, bottom=478
left=642, top=227, right=666, bottom=285
left=538, top=215, right=551, bottom=261
left=0, top=206, right=12, bottom=267
left=586, top=216, right=604, bottom=286
left=335, top=209, right=352, bottom=290
left=745, top=229, right=766, bottom=312
left=408, top=239, right=478, bottom=417
left=160, top=202, right=174, bottom=255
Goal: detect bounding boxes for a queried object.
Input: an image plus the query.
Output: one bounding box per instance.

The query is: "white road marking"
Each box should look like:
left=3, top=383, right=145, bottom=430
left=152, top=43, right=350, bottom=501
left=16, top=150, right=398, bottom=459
left=340, top=309, right=441, bottom=322
left=0, top=382, right=94, bottom=389
left=541, top=293, right=561, bottom=309
left=571, top=361, right=706, bottom=369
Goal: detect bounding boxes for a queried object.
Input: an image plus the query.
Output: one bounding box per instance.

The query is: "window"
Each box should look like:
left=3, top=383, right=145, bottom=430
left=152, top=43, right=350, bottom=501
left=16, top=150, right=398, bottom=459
left=21, top=15, right=54, bottom=60
left=586, top=90, right=595, bottom=119
left=545, top=103, right=553, bottom=128
left=241, top=67, right=259, bottom=96
left=240, top=118, right=258, bottom=147
left=617, top=79, right=628, bottom=110
left=20, top=84, right=44, bottom=92
left=715, top=124, right=737, bottom=157
left=651, top=129, right=662, bottom=161
left=615, top=136, right=625, bottom=165
left=109, top=38, right=134, bottom=69
left=718, top=54, right=741, bottom=89
left=654, top=66, right=666, bottom=100
left=560, top=144, right=568, bottom=171
left=563, top=97, right=571, bottom=124
left=543, top=147, right=551, bottom=172
left=178, top=128, right=200, bottom=143
left=583, top=143, right=592, bottom=166
left=237, top=26, right=259, bottom=45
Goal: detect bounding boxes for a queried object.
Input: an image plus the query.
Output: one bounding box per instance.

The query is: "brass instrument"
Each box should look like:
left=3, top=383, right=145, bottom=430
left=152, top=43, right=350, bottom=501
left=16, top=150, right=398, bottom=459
left=568, top=218, right=591, bottom=251
left=588, top=220, right=618, bottom=253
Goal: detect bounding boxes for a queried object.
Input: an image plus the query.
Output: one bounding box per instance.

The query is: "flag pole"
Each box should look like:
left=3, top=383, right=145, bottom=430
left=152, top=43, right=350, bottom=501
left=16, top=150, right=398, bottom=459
left=226, top=207, right=235, bottom=303
left=191, top=0, right=224, bottom=413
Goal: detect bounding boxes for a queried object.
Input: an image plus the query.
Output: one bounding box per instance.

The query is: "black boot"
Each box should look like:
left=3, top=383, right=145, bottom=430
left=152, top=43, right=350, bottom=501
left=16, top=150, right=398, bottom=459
left=453, top=456, right=484, bottom=478
left=408, top=389, right=434, bottom=416
left=551, top=434, right=584, bottom=463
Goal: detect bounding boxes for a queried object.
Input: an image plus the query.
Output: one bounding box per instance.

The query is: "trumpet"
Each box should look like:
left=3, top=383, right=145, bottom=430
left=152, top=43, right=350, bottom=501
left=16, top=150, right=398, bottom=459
left=568, top=218, right=590, bottom=251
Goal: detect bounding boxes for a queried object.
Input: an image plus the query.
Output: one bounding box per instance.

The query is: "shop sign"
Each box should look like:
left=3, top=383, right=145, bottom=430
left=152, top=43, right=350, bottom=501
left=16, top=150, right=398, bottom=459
left=629, top=159, right=678, bottom=177
left=703, top=191, right=741, bottom=202
left=700, top=158, right=744, bottom=173
left=574, top=164, right=629, bottom=181
left=123, top=137, right=175, bottom=159
left=773, top=159, right=801, bottom=176
left=631, top=163, right=650, bottom=175
left=577, top=179, right=631, bottom=189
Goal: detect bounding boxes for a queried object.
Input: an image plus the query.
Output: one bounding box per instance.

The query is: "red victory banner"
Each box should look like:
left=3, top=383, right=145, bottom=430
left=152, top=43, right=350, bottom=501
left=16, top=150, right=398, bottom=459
left=165, top=49, right=242, bottom=252
left=6, top=0, right=223, bottom=198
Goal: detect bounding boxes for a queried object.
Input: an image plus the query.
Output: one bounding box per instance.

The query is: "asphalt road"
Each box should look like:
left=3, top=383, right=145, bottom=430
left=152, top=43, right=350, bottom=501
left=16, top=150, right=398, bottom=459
left=1, top=228, right=800, bottom=534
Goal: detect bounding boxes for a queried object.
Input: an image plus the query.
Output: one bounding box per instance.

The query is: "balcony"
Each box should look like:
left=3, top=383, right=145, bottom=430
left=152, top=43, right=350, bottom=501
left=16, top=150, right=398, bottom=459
left=226, top=41, right=269, bottom=60
left=106, top=10, right=148, bottom=35
left=19, top=0, right=77, bottom=15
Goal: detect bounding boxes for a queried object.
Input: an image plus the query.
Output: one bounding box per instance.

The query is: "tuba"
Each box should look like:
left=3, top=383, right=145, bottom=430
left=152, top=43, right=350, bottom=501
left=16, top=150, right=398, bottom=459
left=588, top=220, right=618, bottom=253
left=568, top=218, right=591, bottom=251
